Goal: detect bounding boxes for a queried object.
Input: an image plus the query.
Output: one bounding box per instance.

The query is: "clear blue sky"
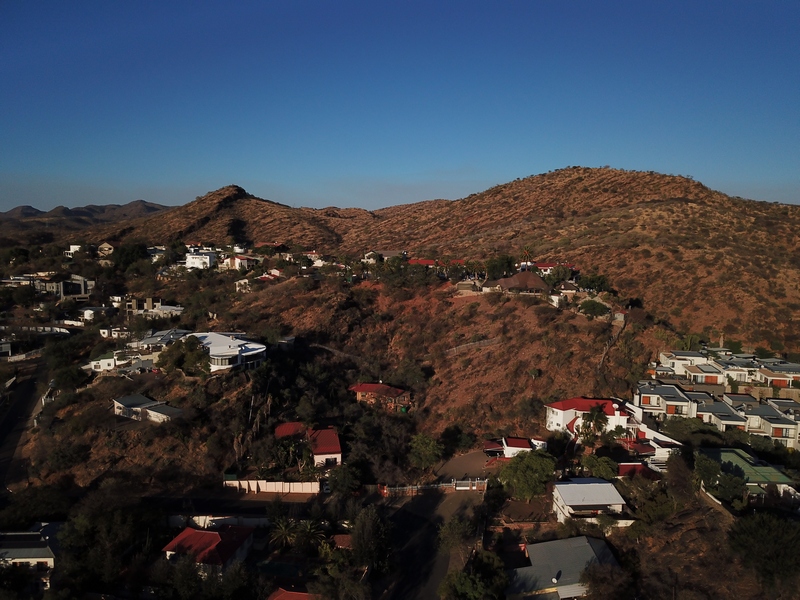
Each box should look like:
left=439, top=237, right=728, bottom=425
left=1, top=1, right=798, bottom=211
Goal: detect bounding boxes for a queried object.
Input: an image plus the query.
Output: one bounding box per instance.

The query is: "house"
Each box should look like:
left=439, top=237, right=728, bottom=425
left=545, top=397, right=630, bottom=436
left=222, top=255, right=258, bottom=271
left=497, top=270, right=550, bottom=294
left=532, top=262, right=577, bottom=276
left=501, top=437, right=547, bottom=458
left=481, top=279, right=502, bottom=293
left=57, top=274, right=94, bottom=301
left=505, top=536, right=618, bottom=600
left=186, top=332, right=267, bottom=372
left=0, top=530, right=56, bottom=589
left=633, top=381, right=695, bottom=419
left=695, top=399, right=747, bottom=433
left=757, top=364, right=800, bottom=388
left=99, top=327, right=131, bottom=339
left=79, top=306, right=114, bottom=322
left=163, top=526, right=254, bottom=573
left=308, top=427, right=342, bottom=468
left=63, top=244, right=82, bottom=258
left=185, top=252, right=216, bottom=270
left=684, top=363, right=724, bottom=384
left=722, top=394, right=799, bottom=448
left=658, top=351, right=709, bottom=377
left=90, top=352, right=117, bottom=372
left=112, top=394, right=182, bottom=423
left=97, top=242, right=115, bottom=257
left=275, top=421, right=306, bottom=440
left=129, top=328, right=192, bottom=351
left=235, top=279, right=251, bottom=293
left=455, top=281, right=477, bottom=292
left=557, top=280, right=579, bottom=298
left=349, top=382, right=412, bottom=412
left=552, top=478, right=626, bottom=523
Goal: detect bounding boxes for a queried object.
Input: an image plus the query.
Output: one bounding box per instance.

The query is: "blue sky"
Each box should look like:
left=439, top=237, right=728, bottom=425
left=1, top=1, right=798, bottom=211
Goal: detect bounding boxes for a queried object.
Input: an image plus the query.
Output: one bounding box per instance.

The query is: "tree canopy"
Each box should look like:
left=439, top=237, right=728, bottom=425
left=499, top=450, right=555, bottom=502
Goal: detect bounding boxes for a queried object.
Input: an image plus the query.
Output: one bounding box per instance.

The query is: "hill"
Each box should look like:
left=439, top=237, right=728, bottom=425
left=0, top=199, right=171, bottom=245
left=100, top=168, right=800, bottom=352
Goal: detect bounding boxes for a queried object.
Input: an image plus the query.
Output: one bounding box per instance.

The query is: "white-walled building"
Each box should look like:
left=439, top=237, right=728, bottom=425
left=185, top=252, right=216, bottom=270
left=552, top=478, right=626, bottom=523
left=186, top=332, right=266, bottom=372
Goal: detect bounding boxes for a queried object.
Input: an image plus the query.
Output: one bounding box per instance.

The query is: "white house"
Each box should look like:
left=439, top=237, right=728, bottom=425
left=90, top=352, right=116, bottom=372
left=545, top=397, right=629, bottom=436
left=186, top=332, right=267, bottom=372
left=552, top=478, right=626, bottom=523
left=0, top=530, right=56, bottom=589
left=113, top=394, right=182, bottom=423
left=185, top=252, right=216, bottom=270
left=308, top=427, right=342, bottom=467
left=658, top=351, right=709, bottom=377
left=63, top=244, right=82, bottom=258
left=501, top=437, right=547, bottom=458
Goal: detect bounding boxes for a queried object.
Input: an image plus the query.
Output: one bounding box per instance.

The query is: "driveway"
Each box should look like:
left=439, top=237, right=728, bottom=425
left=435, top=450, right=494, bottom=481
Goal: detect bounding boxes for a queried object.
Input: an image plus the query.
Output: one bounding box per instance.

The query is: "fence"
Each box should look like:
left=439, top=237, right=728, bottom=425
left=1, top=349, right=43, bottom=363
left=379, top=478, right=487, bottom=497
left=0, top=325, right=70, bottom=335
left=223, top=480, right=320, bottom=494
left=168, top=514, right=272, bottom=528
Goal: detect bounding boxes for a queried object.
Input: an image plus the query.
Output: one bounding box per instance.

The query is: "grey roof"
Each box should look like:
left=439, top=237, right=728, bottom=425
left=0, top=532, right=55, bottom=561
left=685, top=391, right=715, bottom=402
left=638, top=382, right=690, bottom=403
left=672, top=351, right=705, bottom=358
left=553, top=478, right=625, bottom=507
left=696, top=401, right=747, bottom=422
left=114, top=394, right=158, bottom=409
left=506, top=536, right=617, bottom=596
left=147, top=404, right=183, bottom=418
left=766, top=363, right=800, bottom=374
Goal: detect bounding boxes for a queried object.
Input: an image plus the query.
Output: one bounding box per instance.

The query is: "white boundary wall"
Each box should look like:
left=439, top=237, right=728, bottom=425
left=223, top=480, right=320, bottom=494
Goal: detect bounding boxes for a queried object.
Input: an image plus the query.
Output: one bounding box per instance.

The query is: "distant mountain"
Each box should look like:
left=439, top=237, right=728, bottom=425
left=0, top=199, right=172, bottom=244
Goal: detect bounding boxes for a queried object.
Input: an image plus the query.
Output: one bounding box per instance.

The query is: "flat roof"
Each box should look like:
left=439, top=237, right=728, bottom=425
left=553, top=479, right=625, bottom=507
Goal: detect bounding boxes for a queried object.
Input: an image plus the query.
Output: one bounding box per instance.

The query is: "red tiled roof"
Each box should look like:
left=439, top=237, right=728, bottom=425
left=484, top=440, right=503, bottom=451
left=333, top=534, right=352, bottom=549
left=308, top=427, right=341, bottom=455
left=566, top=416, right=579, bottom=434
left=408, top=258, right=436, bottom=266
left=267, top=587, right=320, bottom=600
left=546, top=397, right=617, bottom=416
left=628, top=442, right=656, bottom=456
left=348, top=383, right=406, bottom=398
left=505, top=437, right=532, bottom=449
left=162, top=526, right=254, bottom=566
left=618, top=463, right=661, bottom=480
left=275, top=421, right=306, bottom=439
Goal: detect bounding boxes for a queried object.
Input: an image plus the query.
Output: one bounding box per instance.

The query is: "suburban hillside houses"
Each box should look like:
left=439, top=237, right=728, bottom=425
left=655, top=350, right=800, bottom=387
left=635, top=380, right=800, bottom=449
left=163, top=525, right=254, bottom=574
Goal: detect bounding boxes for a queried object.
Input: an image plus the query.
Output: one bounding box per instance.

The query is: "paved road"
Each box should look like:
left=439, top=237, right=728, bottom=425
left=0, top=361, right=42, bottom=488
left=380, top=491, right=484, bottom=600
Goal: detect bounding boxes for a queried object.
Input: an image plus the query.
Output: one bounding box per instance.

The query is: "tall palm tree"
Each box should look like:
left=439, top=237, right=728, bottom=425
left=269, top=516, right=295, bottom=549
left=520, top=245, right=534, bottom=269
left=579, top=404, right=609, bottom=453
left=294, top=519, right=325, bottom=553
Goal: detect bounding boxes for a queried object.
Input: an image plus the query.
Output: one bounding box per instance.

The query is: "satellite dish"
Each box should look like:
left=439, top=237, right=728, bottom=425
left=551, top=577, right=558, bottom=584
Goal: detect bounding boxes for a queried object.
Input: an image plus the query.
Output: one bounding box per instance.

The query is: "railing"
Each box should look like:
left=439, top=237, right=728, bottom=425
left=379, top=478, right=487, bottom=496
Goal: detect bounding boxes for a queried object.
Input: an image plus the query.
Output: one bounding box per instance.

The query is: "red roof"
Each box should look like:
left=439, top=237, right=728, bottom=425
left=267, top=587, right=320, bottom=600
left=483, top=440, right=503, bottom=451
left=566, top=416, right=579, bottom=434
left=348, top=383, right=406, bottom=398
left=275, top=421, right=306, bottom=439
left=162, top=526, right=254, bottom=566
left=505, top=437, right=532, bottom=449
left=308, top=427, right=341, bottom=455
left=408, top=258, right=436, bottom=266
left=333, top=534, right=353, bottom=549
left=618, top=463, right=661, bottom=480
left=627, top=442, right=656, bottom=456
left=546, top=397, right=617, bottom=416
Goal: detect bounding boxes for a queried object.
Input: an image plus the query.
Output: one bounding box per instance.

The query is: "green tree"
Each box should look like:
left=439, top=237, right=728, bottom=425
left=438, top=550, right=507, bottom=600
left=485, top=255, right=515, bottom=280
left=577, top=403, right=609, bottom=451
left=729, top=513, right=800, bottom=591
left=328, top=464, right=361, bottom=495
left=499, top=450, right=555, bottom=502
left=580, top=454, right=618, bottom=480
left=409, top=433, right=444, bottom=470
left=579, top=299, right=610, bottom=319
left=438, top=516, right=473, bottom=562
left=269, top=517, right=295, bottom=549
left=351, top=505, right=391, bottom=573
